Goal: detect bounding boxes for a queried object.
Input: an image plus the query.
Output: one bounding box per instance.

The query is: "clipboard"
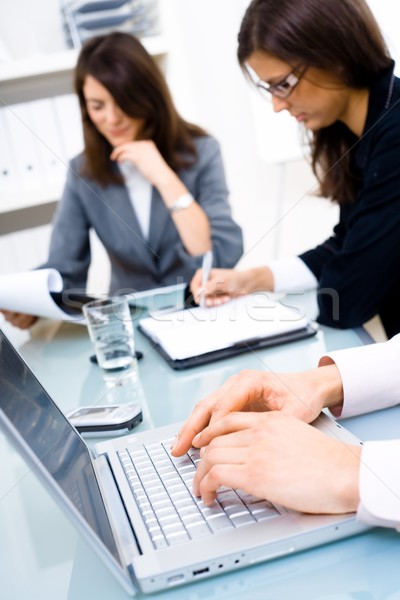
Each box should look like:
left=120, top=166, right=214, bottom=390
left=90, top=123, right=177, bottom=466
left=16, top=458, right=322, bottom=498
left=138, top=322, right=318, bottom=370
left=49, top=291, right=96, bottom=316
left=137, top=294, right=318, bottom=370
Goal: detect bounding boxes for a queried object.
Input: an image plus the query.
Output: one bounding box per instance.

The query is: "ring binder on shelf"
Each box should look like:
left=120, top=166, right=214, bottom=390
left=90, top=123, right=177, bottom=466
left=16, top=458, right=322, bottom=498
left=60, top=0, right=160, bottom=48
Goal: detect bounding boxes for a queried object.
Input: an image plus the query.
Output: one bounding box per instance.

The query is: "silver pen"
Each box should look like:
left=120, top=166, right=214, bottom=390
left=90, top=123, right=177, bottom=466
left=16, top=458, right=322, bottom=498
left=200, top=250, right=213, bottom=308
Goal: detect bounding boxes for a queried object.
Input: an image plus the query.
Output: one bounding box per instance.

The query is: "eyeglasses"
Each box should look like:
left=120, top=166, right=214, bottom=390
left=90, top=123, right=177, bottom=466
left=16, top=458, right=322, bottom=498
left=245, top=64, right=306, bottom=100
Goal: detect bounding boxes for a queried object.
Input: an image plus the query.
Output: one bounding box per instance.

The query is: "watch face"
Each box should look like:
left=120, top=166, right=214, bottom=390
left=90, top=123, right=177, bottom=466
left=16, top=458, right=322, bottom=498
left=170, top=193, right=194, bottom=212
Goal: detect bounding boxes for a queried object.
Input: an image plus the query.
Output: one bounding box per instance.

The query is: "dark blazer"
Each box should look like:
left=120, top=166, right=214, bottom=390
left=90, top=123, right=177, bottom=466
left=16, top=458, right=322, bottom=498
left=42, top=136, right=243, bottom=294
left=300, top=62, right=400, bottom=338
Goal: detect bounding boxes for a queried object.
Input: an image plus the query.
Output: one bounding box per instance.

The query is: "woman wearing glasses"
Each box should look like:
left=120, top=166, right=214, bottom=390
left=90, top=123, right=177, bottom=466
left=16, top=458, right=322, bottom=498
left=191, top=0, right=400, bottom=338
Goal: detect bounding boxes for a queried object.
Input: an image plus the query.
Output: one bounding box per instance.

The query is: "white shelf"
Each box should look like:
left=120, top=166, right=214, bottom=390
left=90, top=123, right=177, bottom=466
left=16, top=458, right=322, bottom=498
left=0, top=50, right=78, bottom=84
left=0, top=35, right=168, bottom=84
left=0, top=181, right=65, bottom=214
left=0, top=34, right=169, bottom=104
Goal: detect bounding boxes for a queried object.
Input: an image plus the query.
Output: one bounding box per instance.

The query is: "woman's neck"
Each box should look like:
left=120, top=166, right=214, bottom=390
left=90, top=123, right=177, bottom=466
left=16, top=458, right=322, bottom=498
left=341, top=88, right=370, bottom=137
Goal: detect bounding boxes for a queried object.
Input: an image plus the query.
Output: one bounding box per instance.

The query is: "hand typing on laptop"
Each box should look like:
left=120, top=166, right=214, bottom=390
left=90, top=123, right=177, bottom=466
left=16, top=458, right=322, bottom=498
left=172, top=365, right=344, bottom=451
left=189, top=411, right=361, bottom=515
left=171, top=364, right=361, bottom=515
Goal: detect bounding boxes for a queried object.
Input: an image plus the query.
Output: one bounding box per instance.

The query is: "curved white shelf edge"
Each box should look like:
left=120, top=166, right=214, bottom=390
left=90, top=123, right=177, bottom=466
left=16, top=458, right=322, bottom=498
left=0, top=34, right=168, bottom=84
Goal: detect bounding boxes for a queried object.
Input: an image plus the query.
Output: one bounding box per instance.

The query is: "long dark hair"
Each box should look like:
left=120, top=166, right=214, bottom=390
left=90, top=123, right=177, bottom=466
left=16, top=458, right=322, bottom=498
left=75, top=32, right=207, bottom=185
left=238, top=0, right=392, bottom=203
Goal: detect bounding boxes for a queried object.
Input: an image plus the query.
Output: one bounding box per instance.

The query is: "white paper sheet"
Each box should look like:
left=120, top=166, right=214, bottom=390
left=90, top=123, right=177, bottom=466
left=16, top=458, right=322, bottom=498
left=0, top=269, right=85, bottom=322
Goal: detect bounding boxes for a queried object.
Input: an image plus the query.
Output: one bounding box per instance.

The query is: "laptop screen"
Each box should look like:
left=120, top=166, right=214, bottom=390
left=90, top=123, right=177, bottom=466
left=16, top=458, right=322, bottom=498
left=0, top=329, right=120, bottom=563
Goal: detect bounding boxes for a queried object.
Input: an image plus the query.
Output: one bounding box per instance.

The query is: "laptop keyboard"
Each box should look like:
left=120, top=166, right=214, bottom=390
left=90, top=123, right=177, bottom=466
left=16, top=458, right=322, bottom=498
left=118, top=438, right=279, bottom=550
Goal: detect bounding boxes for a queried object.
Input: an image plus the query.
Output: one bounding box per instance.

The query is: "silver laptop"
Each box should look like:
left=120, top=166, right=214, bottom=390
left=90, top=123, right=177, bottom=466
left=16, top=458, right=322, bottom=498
left=0, top=329, right=369, bottom=596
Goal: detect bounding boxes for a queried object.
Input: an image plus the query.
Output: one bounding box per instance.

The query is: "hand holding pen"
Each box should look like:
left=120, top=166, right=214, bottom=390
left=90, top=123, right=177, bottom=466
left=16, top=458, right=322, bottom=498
left=200, top=250, right=213, bottom=307
left=190, top=265, right=256, bottom=307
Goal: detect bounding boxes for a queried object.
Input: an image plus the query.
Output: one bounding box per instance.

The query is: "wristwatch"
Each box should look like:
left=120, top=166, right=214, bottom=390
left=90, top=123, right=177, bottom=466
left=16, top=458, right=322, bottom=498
left=169, top=193, right=194, bottom=212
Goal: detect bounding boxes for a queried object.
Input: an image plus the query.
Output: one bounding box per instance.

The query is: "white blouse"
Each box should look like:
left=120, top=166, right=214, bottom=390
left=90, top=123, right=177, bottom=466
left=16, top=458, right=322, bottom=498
left=119, top=161, right=152, bottom=240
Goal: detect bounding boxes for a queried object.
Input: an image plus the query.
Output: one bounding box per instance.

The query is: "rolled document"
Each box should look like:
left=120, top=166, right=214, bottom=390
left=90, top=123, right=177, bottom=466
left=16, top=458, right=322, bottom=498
left=0, top=269, right=86, bottom=322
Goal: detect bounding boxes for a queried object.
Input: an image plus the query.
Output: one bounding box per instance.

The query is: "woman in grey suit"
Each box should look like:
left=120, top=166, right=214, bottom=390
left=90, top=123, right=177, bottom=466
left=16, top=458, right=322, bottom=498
left=2, top=32, right=243, bottom=328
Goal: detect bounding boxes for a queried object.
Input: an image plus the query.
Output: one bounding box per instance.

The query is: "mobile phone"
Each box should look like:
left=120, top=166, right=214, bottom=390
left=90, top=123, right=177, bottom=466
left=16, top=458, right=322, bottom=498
left=66, top=403, right=143, bottom=435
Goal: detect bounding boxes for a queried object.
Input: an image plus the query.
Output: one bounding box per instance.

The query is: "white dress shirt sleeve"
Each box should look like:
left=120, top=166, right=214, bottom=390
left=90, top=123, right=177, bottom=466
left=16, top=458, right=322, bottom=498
left=269, top=256, right=318, bottom=293
left=319, top=334, right=400, bottom=419
left=357, top=440, right=400, bottom=530
left=319, top=334, right=400, bottom=530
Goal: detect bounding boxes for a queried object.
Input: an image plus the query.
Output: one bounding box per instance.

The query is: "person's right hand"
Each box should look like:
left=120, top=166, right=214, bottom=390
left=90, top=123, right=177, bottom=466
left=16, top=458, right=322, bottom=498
left=190, top=266, right=275, bottom=307
left=189, top=268, right=253, bottom=307
left=0, top=310, right=37, bottom=329
left=190, top=411, right=361, bottom=514
left=171, top=364, right=343, bottom=457
left=110, top=139, right=171, bottom=189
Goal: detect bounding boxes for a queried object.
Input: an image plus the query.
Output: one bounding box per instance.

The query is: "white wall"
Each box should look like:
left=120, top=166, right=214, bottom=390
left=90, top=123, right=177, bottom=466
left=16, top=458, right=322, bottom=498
left=0, top=0, right=65, bottom=60
left=159, top=0, right=281, bottom=267
left=367, top=0, right=400, bottom=74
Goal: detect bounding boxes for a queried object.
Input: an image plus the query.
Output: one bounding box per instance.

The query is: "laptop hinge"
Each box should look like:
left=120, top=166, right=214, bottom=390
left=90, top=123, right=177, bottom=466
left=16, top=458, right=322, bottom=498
left=93, top=454, right=141, bottom=574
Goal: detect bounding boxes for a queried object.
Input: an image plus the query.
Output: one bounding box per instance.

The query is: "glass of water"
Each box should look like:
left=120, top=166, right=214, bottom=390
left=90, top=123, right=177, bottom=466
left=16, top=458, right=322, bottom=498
left=83, top=296, right=137, bottom=380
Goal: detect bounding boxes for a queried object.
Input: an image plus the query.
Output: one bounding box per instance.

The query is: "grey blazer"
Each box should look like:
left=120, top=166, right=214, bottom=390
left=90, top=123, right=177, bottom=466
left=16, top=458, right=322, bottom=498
left=42, top=136, right=243, bottom=294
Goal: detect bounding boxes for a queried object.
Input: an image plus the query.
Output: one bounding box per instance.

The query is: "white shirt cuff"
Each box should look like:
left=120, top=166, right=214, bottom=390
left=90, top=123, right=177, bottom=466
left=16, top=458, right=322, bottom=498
left=321, top=335, right=400, bottom=419
left=269, top=256, right=318, bottom=293
left=357, top=441, right=400, bottom=530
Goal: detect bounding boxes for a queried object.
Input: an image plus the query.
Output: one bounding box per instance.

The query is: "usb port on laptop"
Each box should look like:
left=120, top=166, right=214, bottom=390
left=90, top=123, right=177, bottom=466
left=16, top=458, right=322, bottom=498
left=192, top=567, right=210, bottom=577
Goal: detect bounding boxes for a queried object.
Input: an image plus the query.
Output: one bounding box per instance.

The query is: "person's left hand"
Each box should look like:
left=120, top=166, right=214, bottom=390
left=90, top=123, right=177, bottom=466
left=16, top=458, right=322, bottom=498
left=191, top=411, right=361, bottom=515
left=110, top=140, right=173, bottom=188
left=171, top=365, right=343, bottom=457
left=0, top=309, right=38, bottom=329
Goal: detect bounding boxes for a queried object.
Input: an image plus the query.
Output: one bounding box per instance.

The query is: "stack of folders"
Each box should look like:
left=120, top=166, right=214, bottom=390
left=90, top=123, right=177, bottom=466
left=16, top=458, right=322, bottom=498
left=0, top=95, right=83, bottom=195
left=138, top=294, right=318, bottom=370
left=60, top=0, right=160, bottom=48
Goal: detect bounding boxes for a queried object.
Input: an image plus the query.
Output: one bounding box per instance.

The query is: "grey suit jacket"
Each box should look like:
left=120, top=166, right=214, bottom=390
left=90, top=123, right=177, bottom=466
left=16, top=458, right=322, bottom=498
left=42, top=136, right=243, bottom=294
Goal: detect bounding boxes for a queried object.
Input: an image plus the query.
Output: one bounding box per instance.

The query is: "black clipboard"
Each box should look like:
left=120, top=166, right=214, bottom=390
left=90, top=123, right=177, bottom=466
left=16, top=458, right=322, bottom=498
left=49, top=291, right=96, bottom=315
left=138, top=322, right=318, bottom=370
